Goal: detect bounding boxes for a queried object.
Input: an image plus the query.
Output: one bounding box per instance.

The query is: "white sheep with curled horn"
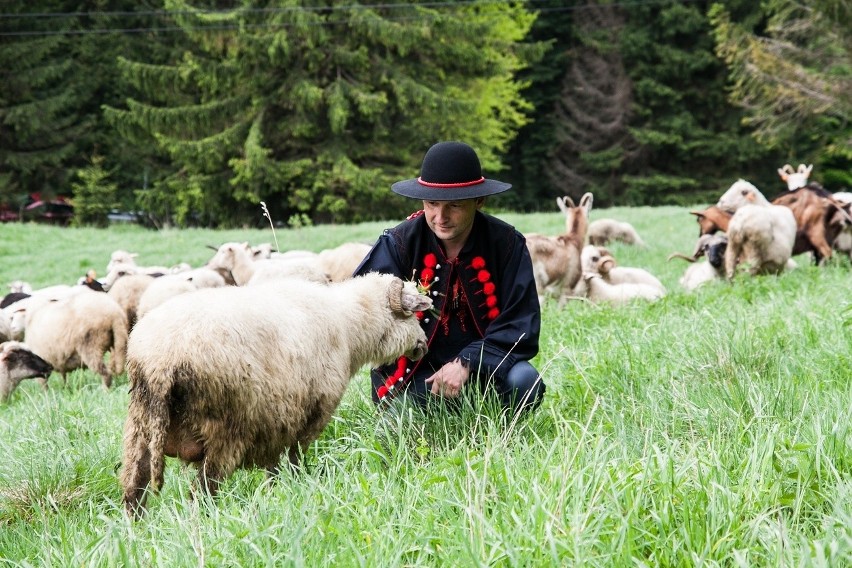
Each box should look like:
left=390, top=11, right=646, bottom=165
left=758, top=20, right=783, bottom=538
left=120, top=272, right=432, bottom=518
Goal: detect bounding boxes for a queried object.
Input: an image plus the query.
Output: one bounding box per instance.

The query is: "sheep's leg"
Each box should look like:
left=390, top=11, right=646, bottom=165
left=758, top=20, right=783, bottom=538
left=196, top=459, right=225, bottom=498
left=120, top=434, right=152, bottom=518
left=724, top=243, right=739, bottom=280
left=289, top=397, right=334, bottom=472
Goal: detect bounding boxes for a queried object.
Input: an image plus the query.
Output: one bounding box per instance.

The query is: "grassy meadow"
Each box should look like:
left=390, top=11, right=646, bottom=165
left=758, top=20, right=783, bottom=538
left=1, top=204, right=851, bottom=566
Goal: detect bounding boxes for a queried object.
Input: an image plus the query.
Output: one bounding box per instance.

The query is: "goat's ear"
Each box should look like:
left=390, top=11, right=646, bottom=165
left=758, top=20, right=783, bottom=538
left=556, top=196, right=574, bottom=213
left=579, top=192, right=594, bottom=215
left=798, top=164, right=813, bottom=175
left=777, top=168, right=789, bottom=181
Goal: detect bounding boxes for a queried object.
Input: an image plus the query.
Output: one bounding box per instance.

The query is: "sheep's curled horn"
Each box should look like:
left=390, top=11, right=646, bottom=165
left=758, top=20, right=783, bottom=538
left=388, top=278, right=409, bottom=316
left=387, top=278, right=432, bottom=316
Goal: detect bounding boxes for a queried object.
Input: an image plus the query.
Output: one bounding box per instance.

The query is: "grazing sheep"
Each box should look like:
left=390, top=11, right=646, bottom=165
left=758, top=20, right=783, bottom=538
left=120, top=273, right=432, bottom=517
left=579, top=245, right=665, bottom=294
left=317, top=242, right=373, bottom=282
left=101, top=261, right=174, bottom=291
left=134, top=267, right=229, bottom=321
left=12, top=289, right=128, bottom=387
left=525, top=193, right=594, bottom=304
left=0, top=342, right=53, bottom=402
left=777, top=163, right=813, bottom=191
left=207, top=242, right=328, bottom=286
left=587, top=218, right=645, bottom=247
left=717, top=179, right=797, bottom=279
left=668, top=234, right=729, bottom=291
left=107, top=274, right=156, bottom=331
left=9, top=281, right=33, bottom=294
left=107, top=250, right=139, bottom=273
left=0, top=313, right=11, bottom=343
left=582, top=272, right=664, bottom=306
left=1, top=292, right=31, bottom=310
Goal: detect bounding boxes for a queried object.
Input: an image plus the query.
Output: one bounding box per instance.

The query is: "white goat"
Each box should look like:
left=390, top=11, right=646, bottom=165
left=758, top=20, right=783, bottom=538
left=717, top=179, right=797, bottom=279
left=120, top=273, right=431, bottom=518
left=777, top=163, right=813, bottom=191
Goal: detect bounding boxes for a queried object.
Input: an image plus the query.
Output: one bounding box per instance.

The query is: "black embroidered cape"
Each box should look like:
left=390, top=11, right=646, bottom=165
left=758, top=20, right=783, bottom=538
left=354, top=211, right=540, bottom=386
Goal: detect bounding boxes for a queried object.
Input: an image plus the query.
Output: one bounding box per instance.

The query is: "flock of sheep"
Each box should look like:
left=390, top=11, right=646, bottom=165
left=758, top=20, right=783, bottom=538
left=525, top=163, right=852, bottom=306
left=1, top=161, right=849, bottom=517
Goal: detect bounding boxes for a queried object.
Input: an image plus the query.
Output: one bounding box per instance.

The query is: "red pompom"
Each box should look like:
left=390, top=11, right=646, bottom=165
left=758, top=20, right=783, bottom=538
left=377, top=386, right=389, bottom=398
left=471, top=256, right=486, bottom=269
left=477, top=270, right=491, bottom=283
left=486, top=295, right=498, bottom=308
left=423, top=253, right=438, bottom=268
left=416, top=311, right=424, bottom=319
left=420, top=268, right=434, bottom=282
left=483, top=282, right=496, bottom=295
left=487, top=308, right=500, bottom=320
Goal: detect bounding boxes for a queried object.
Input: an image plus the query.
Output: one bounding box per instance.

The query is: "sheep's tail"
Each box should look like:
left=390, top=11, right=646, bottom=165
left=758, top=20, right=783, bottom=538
left=120, top=360, right=172, bottom=518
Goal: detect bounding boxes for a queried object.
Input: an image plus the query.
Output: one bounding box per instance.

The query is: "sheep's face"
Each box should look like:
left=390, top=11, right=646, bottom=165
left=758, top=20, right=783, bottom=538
left=581, top=245, right=615, bottom=274
left=718, top=179, right=765, bottom=212
left=706, top=240, right=728, bottom=269
left=1, top=341, right=52, bottom=382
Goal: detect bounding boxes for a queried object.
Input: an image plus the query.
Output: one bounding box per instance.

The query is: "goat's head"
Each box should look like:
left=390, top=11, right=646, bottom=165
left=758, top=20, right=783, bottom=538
left=777, top=163, right=813, bottom=191
left=557, top=192, right=594, bottom=238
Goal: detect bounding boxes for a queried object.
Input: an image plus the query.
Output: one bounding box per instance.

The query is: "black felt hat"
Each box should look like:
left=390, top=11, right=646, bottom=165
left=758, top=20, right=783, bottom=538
left=391, top=141, right=512, bottom=200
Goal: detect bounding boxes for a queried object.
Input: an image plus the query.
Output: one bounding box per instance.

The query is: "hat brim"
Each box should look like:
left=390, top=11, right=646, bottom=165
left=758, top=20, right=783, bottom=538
left=391, top=178, right=511, bottom=200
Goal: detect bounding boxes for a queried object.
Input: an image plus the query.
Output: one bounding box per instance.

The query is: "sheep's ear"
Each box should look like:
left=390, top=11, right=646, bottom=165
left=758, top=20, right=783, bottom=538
left=745, top=191, right=756, bottom=202
left=402, top=290, right=432, bottom=313
left=777, top=168, right=789, bottom=181
left=689, top=210, right=705, bottom=219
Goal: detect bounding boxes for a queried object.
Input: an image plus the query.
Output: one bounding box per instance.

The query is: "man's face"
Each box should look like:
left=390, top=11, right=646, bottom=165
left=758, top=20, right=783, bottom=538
left=422, top=198, right=484, bottom=246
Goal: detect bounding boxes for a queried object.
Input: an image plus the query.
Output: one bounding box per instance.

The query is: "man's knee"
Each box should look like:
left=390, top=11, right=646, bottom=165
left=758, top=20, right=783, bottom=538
left=503, top=361, right=545, bottom=412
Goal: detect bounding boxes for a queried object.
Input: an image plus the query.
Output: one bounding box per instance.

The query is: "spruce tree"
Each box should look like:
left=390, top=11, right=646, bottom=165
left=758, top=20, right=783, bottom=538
left=105, top=0, right=542, bottom=227
left=71, top=154, right=117, bottom=228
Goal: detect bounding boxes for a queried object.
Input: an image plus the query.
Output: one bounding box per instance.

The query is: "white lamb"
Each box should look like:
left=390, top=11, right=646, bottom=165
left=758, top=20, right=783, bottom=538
left=582, top=272, right=664, bottom=306
left=120, top=273, right=431, bottom=518
left=716, top=179, right=797, bottom=279
left=579, top=245, right=665, bottom=294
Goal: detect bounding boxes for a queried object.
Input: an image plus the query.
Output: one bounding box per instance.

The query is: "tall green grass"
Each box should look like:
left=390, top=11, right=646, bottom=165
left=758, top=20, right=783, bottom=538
left=1, top=206, right=851, bottom=566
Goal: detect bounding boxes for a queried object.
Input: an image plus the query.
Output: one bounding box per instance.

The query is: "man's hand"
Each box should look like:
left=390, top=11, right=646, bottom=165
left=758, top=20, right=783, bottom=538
left=425, top=359, right=470, bottom=398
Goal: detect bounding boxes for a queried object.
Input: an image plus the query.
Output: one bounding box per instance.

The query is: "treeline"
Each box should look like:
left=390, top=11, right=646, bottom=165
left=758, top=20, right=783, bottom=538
left=0, top=0, right=849, bottom=228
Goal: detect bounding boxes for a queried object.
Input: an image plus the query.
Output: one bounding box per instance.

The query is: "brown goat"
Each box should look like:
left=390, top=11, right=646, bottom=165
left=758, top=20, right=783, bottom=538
left=690, top=206, right=732, bottom=236
left=769, top=185, right=852, bottom=264
left=526, top=193, right=594, bottom=304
